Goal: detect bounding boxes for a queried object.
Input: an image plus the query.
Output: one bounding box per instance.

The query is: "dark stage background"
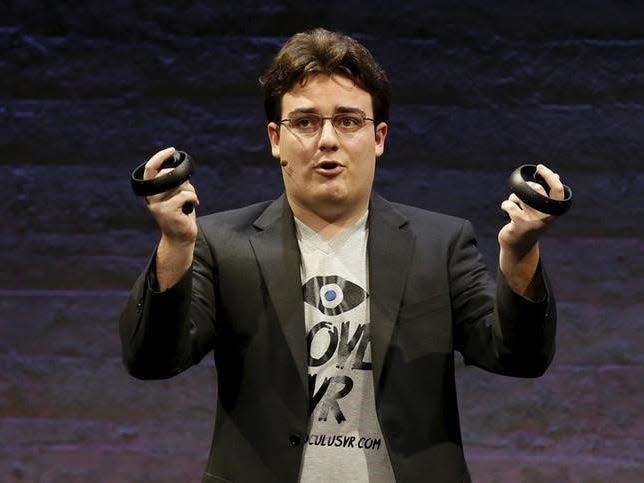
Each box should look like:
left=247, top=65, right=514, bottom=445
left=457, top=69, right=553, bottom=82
left=2, top=1, right=643, bottom=482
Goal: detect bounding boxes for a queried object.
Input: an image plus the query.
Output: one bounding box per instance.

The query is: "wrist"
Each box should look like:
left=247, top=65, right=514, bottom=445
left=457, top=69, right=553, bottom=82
left=499, top=243, right=542, bottom=298
left=156, top=236, right=195, bottom=291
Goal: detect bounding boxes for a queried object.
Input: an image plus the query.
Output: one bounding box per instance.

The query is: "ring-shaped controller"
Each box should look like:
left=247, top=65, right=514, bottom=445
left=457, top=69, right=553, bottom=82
left=131, top=150, right=196, bottom=214
left=509, top=164, right=572, bottom=216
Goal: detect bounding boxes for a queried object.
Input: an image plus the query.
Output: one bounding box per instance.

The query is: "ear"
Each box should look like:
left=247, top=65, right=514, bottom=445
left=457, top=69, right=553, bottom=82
left=374, top=122, right=388, bottom=158
left=267, top=122, right=281, bottom=159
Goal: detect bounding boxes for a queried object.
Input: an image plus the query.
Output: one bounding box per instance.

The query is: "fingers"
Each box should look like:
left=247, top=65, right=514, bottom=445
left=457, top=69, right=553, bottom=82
left=501, top=198, right=519, bottom=219
left=535, top=163, right=565, bottom=201
left=501, top=192, right=549, bottom=222
left=501, top=195, right=529, bottom=220
left=503, top=192, right=537, bottom=213
left=146, top=181, right=199, bottom=212
left=144, top=147, right=176, bottom=180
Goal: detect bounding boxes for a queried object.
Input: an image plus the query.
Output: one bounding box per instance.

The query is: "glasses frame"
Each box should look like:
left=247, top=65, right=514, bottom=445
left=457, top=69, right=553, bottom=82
left=279, top=111, right=375, bottom=137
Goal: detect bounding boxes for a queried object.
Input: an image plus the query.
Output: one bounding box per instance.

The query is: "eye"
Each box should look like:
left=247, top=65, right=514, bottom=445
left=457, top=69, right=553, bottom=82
left=291, top=115, right=319, bottom=131
left=334, top=114, right=362, bottom=130
left=303, top=275, right=368, bottom=316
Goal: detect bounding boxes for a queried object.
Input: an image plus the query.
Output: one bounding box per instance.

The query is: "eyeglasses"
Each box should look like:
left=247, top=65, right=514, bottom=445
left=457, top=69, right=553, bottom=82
left=279, top=112, right=375, bottom=136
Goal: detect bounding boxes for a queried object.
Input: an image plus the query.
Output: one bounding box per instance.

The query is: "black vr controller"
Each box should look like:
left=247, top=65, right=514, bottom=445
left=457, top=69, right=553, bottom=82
left=131, top=150, right=196, bottom=214
left=508, top=164, right=572, bottom=216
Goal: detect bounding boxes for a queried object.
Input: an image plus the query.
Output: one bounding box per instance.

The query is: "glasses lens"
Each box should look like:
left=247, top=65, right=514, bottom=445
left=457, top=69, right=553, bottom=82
left=289, top=114, right=321, bottom=134
left=332, top=113, right=365, bottom=133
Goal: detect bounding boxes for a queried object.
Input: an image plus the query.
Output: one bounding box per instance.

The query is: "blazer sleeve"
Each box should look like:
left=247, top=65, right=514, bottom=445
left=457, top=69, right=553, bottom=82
left=449, top=219, right=556, bottom=377
left=119, top=225, right=218, bottom=379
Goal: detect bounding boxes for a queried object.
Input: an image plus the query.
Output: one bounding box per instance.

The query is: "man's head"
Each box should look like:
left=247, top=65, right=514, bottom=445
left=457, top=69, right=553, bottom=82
left=262, top=29, right=390, bottom=227
left=260, top=28, right=391, bottom=125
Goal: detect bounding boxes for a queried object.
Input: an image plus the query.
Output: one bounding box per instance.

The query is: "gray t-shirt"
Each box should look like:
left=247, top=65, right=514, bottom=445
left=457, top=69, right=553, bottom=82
left=295, top=213, right=396, bottom=482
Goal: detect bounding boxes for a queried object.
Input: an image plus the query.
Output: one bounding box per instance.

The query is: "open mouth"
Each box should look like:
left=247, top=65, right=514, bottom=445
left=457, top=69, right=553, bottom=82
left=315, top=160, right=344, bottom=176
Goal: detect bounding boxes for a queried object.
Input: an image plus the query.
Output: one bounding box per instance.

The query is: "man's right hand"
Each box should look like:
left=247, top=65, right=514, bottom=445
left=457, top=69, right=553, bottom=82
left=143, top=147, right=199, bottom=290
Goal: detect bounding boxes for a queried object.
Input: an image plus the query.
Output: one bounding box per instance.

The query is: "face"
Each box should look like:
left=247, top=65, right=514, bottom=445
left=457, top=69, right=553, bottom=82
left=267, top=74, right=388, bottom=222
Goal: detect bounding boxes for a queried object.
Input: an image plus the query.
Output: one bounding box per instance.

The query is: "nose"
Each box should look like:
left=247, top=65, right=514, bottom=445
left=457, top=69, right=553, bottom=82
left=317, top=118, right=340, bottom=150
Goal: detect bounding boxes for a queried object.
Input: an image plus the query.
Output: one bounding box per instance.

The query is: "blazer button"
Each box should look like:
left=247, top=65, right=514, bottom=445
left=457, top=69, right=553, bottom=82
left=289, top=434, right=301, bottom=446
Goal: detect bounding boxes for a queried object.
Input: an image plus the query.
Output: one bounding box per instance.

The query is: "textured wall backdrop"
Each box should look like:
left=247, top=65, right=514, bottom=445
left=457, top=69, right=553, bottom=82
left=1, top=1, right=643, bottom=482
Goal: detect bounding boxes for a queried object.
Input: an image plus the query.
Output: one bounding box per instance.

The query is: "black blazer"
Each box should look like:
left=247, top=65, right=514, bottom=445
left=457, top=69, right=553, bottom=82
left=120, top=193, right=556, bottom=483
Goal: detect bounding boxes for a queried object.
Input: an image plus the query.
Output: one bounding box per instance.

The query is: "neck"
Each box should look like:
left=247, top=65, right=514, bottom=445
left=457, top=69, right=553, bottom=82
left=288, top=196, right=369, bottom=240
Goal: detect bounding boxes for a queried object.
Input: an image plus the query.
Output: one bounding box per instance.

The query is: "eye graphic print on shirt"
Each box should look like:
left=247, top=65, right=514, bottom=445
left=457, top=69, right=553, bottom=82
left=303, top=275, right=371, bottom=424
left=303, top=275, right=368, bottom=316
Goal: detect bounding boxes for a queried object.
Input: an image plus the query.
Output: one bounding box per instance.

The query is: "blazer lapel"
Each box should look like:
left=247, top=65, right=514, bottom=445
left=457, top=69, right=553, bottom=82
left=249, top=195, right=309, bottom=395
left=368, top=194, right=415, bottom=391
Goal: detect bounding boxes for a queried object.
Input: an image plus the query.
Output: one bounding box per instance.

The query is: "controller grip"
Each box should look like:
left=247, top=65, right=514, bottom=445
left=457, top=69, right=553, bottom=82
left=508, top=164, right=572, bottom=216
left=130, top=150, right=196, bottom=214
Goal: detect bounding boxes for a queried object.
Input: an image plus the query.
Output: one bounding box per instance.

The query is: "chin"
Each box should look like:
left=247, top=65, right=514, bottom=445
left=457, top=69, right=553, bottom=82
left=299, top=190, right=346, bottom=211
left=317, top=188, right=349, bottom=204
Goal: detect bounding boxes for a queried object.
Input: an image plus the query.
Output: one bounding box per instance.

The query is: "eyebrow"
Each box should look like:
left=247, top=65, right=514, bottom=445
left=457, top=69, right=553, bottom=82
left=285, top=106, right=367, bottom=117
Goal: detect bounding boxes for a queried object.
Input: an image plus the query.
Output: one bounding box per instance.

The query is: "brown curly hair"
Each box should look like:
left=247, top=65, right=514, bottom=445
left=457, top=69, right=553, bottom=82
left=259, top=28, right=391, bottom=124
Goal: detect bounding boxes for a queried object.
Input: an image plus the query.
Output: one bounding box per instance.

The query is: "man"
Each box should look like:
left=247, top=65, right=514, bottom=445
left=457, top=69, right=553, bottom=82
left=120, top=28, right=563, bottom=482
